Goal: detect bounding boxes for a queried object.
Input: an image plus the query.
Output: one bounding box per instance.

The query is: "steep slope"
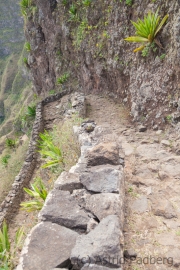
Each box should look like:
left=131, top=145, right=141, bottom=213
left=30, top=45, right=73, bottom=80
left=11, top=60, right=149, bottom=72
left=0, top=0, right=32, bottom=136
left=24, top=0, right=180, bottom=128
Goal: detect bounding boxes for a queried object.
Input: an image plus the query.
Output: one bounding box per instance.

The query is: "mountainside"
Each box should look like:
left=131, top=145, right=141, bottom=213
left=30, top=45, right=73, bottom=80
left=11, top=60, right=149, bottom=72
left=24, top=0, right=180, bottom=129
left=0, top=0, right=32, bottom=137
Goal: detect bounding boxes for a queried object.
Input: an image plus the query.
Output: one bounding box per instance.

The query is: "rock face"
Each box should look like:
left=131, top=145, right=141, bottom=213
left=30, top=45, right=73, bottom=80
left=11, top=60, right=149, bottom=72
left=17, top=222, right=78, bottom=270
left=25, top=0, right=180, bottom=127
left=17, top=124, right=125, bottom=270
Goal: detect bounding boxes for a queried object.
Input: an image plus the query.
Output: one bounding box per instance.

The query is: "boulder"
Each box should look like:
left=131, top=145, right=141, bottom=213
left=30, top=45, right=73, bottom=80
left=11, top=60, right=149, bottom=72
left=17, top=222, right=78, bottom=270
left=85, top=142, right=120, bottom=166
left=80, top=165, right=123, bottom=193
left=39, top=190, right=91, bottom=232
left=54, top=171, right=83, bottom=193
left=71, top=215, right=123, bottom=268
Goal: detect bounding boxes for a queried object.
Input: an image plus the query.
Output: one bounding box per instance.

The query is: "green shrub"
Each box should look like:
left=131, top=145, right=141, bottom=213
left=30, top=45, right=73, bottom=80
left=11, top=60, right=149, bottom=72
left=5, top=138, right=16, bottom=149
left=1, top=155, right=11, bottom=167
left=125, top=0, right=133, bottom=6
left=62, top=0, right=68, bottom=5
left=124, top=9, right=168, bottom=52
left=68, top=4, right=79, bottom=22
left=20, top=178, right=47, bottom=212
left=56, top=73, right=70, bottom=84
left=82, top=0, right=92, bottom=7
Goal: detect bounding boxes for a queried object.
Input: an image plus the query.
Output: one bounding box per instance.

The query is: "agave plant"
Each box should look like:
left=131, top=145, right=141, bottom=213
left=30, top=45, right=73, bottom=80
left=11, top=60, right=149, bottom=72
left=26, top=105, right=36, bottom=118
left=124, top=9, right=169, bottom=52
left=20, top=178, right=47, bottom=212
left=38, top=130, right=64, bottom=168
left=0, top=221, right=24, bottom=269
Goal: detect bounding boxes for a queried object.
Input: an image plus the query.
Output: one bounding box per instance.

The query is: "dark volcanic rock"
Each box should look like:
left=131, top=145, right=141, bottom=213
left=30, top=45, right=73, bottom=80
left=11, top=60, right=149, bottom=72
left=54, top=171, right=83, bottom=193
left=71, top=215, right=123, bottom=268
left=80, top=165, right=123, bottom=193
left=85, top=142, right=120, bottom=166
left=17, top=222, right=78, bottom=270
left=39, top=190, right=91, bottom=232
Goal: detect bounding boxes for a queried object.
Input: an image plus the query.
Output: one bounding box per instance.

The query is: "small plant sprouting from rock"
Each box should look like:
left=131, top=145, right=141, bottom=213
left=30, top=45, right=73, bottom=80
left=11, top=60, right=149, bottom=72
left=159, top=53, right=166, bottom=60
left=20, top=0, right=37, bottom=19
left=56, top=73, right=70, bottom=85
left=20, top=177, right=47, bottom=212
left=141, top=41, right=157, bottom=57
left=23, top=57, right=28, bottom=64
left=125, top=0, right=133, bottom=6
left=124, top=9, right=169, bottom=53
left=82, top=0, right=92, bottom=7
left=166, top=115, right=172, bottom=123
left=24, top=42, right=31, bottom=52
left=68, top=4, right=79, bottom=22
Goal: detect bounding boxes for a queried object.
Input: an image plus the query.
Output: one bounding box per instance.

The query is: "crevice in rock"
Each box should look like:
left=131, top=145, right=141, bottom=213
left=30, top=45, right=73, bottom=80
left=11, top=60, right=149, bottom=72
left=55, top=258, right=73, bottom=269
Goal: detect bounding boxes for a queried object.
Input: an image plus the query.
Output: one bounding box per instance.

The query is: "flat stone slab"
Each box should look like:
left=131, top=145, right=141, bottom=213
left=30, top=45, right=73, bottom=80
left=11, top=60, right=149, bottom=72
left=70, top=215, right=122, bottom=268
left=149, top=195, right=177, bottom=219
left=130, top=196, right=148, bottom=213
left=17, top=222, right=78, bottom=270
left=54, top=171, right=83, bottom=193
left=85, top=193, right=120, bottom=220
left=39, top=190, right=91, bottom=232
left=85, top=142, right=120, bottom=166
left=80, top=165, right=123, bottom=193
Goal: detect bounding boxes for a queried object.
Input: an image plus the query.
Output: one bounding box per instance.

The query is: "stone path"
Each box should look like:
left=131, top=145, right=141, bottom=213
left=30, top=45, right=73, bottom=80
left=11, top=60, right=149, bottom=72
left=86, top=95, right=180, bottom=270
left=17, top=94, right=180, bottom=270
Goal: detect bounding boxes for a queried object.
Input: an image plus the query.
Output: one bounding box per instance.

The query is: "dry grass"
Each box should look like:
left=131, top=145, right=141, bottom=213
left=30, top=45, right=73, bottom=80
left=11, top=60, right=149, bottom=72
left=52, top=116, right=82, bottom=171
left=0, top=139, right=29, bottom=204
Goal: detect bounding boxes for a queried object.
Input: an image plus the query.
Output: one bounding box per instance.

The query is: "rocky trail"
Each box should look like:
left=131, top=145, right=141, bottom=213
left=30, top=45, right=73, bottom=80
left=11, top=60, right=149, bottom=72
left=86, top=95, right=180, bottom=269
left=5, top=93, right=180, bottom=270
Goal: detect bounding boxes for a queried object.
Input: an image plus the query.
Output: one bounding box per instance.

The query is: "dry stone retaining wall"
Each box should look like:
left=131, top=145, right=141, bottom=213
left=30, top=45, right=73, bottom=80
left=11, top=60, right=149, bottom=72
left=17, top=122, right=125, bottom=270
left=0, top=90, right=72, bottom=228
